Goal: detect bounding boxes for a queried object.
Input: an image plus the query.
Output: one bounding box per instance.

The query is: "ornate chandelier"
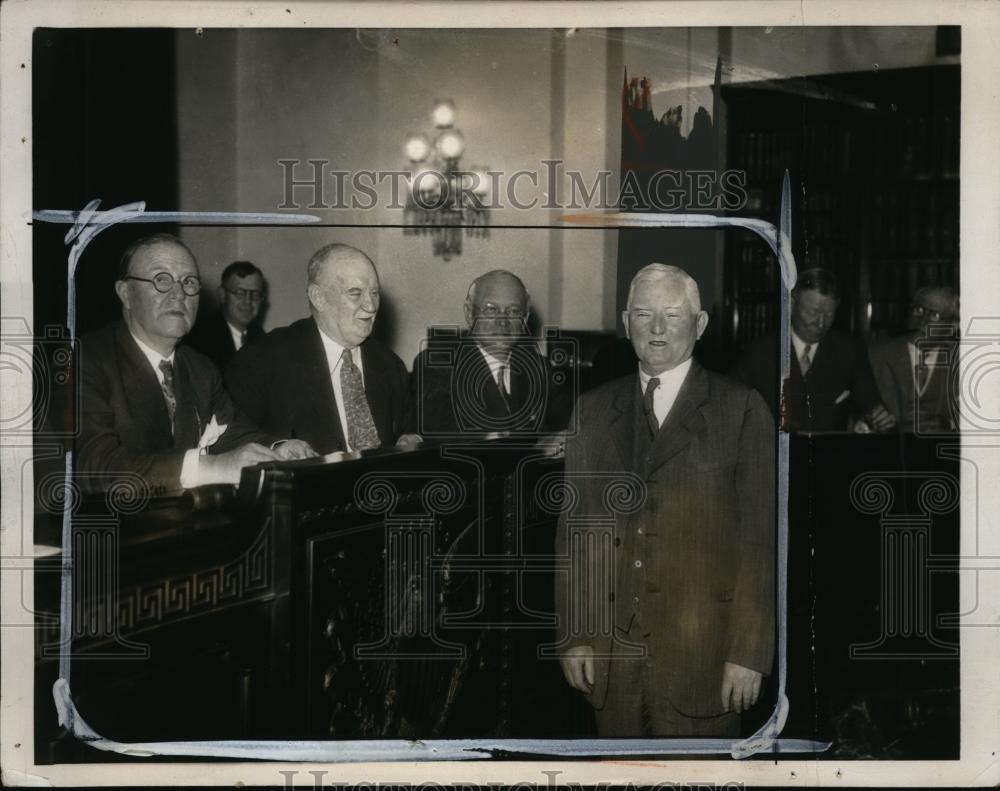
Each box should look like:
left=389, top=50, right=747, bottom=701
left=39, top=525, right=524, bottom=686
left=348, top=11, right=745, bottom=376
left=403, top=100, right=490, bottom=261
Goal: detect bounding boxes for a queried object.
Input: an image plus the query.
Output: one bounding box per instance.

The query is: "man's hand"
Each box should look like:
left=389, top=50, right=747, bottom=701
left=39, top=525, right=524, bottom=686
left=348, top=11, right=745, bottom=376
left=721, top=661, right=762, bottom=713
left=559, top=645, right=595, bottom=694
left=534, top=431, right=567, bottom=458
left=273, top=439, right=319, bottom=461
left=395, top=433, right=423, bottom=448
left=199, top=442, right=281, bottom=485
left=867, top=404, right=897, bottom=432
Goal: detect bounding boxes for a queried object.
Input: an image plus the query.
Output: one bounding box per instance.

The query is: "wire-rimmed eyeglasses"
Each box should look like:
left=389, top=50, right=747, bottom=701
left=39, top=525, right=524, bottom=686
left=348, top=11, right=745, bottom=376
left=123, top=273, right=202, bottom=296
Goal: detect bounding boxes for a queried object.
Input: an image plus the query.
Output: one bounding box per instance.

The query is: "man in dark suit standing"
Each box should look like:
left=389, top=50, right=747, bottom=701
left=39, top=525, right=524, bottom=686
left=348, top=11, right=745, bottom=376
left=76, top=234, right=315, bottom=495
left=731, top=267, right=896, bottom=432
left=186, top=260, right=266, bottom=371
left=413, top=270, right=564, bottom=437
left=226, top=244, right=417, bottom=455
left=556, top=264, right=775, bottom=737
left=869, top=286, right=959, bottom=433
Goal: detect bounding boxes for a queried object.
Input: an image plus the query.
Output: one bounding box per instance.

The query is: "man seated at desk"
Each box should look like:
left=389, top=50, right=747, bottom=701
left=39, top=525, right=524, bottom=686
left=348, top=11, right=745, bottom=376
left=226, top=243, right=417, bottom=455
left=76, top=234, right=314, bottom=496
left=731, top=267, right=896, bottom=433
left=869, top=285, right=960, bottom=433
left=413, top=269, right=564, bottom=437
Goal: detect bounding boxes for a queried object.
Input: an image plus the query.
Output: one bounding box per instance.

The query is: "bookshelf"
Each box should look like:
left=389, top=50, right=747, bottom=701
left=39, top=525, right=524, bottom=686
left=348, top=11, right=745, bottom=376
left=720, top=65, right=960, bottom=357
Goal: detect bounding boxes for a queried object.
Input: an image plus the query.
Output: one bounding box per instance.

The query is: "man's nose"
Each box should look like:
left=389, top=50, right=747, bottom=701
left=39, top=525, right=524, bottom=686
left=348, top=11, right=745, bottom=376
left=650, top=314, right=667, bottom=334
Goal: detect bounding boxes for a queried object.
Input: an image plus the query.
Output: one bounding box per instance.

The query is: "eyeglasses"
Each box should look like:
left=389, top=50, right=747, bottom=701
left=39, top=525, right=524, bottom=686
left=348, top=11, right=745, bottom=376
left=225, top=287, right=264, bottom=303
left=912, top=305, right=946, bottom=321
left=475, top=303, right=527, bottom=319
left=123, top=273, right=201, bottom=296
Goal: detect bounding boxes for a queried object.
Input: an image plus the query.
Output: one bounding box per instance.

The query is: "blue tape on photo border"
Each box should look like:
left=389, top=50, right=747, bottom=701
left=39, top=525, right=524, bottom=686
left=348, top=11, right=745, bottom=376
left=35, top=180, right=831, bottom=761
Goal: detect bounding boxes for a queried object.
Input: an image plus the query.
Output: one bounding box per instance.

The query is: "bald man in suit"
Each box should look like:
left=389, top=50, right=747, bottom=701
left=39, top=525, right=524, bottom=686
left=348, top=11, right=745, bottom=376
left=556, top=264, right=775, bottom=737
left=226, top=244, right=417, bottom=455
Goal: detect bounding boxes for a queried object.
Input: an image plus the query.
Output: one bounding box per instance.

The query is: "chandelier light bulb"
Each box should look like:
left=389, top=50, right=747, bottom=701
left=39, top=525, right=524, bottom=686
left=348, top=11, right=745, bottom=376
left=435, top=129, right=465, bottom=160
left=404, top=133, right=431, bottom=163
left=431, top=99, right=456, bottom=128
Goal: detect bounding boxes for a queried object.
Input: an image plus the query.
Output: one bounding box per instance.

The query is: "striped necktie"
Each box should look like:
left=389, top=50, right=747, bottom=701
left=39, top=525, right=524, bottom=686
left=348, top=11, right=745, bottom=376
left=158, top=359, right=177, bottom=431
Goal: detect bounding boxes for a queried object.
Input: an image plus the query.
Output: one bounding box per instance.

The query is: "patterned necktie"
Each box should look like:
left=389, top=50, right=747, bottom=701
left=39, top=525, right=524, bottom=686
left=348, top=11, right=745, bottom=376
left=158, top=359, right=177, bottom=430
left=340, top=349, right=380, bottom=451
left=800, top=343, right=813, bottom=376
left=643, top=377, right=660, bottom=438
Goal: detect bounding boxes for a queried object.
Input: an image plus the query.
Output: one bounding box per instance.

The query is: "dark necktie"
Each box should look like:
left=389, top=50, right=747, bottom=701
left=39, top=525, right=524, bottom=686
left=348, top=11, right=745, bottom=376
left=158, top=359, right=177, bottom=431
left=340, top=349, right=380, bottom=451
left=238, top=330, right=247, bottom=350
left=643, top=377, right=660, bottom=438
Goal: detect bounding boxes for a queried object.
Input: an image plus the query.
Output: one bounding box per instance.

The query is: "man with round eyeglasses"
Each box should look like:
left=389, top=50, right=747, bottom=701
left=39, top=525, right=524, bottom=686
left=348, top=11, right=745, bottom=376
left=187, top=260, right=266, bottom=371
left=412, top=269, right=566, bottom=436
left=869, top=285, right=960, bottom=432
left=76, top=233, right=315, bottom=495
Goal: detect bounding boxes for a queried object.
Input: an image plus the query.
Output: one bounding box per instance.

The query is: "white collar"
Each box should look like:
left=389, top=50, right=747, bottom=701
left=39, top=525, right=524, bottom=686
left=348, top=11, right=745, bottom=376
left=317, top=327, right=360, bottom=372
left=476, top=343, right=509, bottom=373
left=790, top=330, right=816, bottom=359
left=638, top=356, right=692, bottom=390
left=129, top=330, right=175, bottom=370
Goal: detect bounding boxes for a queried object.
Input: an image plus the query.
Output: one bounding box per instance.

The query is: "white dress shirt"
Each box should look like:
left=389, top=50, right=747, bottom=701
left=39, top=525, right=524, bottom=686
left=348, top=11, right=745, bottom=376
left=790, top=330, right=817, bottom=373
left=638, top=357, right=692, bottom=428
left=227, top=321, right=246, bottom=351
left=317, top=329, right=366, bottom=451
left=908, top=341, right=942, bottom=397
left=476, top=344, right=511, bottom=395
left=129, top=332, right=202, bottom=488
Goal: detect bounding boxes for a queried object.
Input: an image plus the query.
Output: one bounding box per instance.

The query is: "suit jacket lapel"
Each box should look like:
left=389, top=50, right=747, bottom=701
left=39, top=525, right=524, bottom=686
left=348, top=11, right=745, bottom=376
left=646, top=362, right=709, bottom=475
left=304, top=319, right=347, bottom=451
left=114, top=323, right=174, bottom=448
left=361, top=340, right=393, bottom=445
left=174, top=349, right=203, bottom=448
left=608, top=376, right=637, bottom=471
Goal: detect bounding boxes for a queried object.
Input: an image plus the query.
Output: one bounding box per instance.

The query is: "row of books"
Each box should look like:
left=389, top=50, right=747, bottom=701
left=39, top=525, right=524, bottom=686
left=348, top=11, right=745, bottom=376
left=733, top=112, right=959, bottom=185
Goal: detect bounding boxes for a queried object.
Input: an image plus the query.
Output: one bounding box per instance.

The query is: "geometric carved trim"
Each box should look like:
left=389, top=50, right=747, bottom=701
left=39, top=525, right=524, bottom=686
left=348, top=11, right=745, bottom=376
left=76, top=519, right=273, bottom=642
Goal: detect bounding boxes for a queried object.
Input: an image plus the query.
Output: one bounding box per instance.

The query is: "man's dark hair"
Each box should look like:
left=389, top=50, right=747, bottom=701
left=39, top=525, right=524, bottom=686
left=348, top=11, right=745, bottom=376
left=792, top=267, right=840, bottom=301
left=117, top=233, right=194, bottom=280
left=221, top=260, right=263, bottom=284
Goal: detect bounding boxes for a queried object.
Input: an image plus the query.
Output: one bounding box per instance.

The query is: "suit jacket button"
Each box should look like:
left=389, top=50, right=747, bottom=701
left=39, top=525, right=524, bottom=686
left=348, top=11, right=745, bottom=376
left=634, top=560, right=642, bottom=568
left=646, top=457, right=653, bottom=465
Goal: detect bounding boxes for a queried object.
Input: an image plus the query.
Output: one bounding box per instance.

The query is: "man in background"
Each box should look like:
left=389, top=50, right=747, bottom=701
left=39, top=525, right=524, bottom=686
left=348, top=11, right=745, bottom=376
left=869, top=286, right=959, bottom=433
left=557, top=263, right=774, bottom=737
left=187, top=260, right=266, bottom=371
left=77, top=234, right=314, bottom=495
left=413, top=269, right=566, bottom=437
left=226, top=243, right=417, bottom=455
left=731, top=267, right=896, bottom=432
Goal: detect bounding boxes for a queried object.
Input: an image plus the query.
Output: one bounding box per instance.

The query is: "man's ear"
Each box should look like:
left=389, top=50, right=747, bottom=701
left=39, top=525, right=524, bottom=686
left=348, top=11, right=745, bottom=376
left=114, top=280, right=130, bottom=312
left=217, top=285, right=227, bottom=306
left=307, top=283, right=324, bottom=313
left=463, top=300, right=474, bottom=329
left=621, top=309, right=631, bottom=339
left=696, top=310, right=709, bottom=338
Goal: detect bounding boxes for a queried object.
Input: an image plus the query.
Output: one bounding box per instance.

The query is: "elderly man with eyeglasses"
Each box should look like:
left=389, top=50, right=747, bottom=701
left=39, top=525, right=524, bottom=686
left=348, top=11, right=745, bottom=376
left=412, top=269, right=564, bottom=437
left=869, top=285, right=960, bottom=432
left=76, top=233, right=315, bottom=495
left=186, top=260, right=266, bottom=371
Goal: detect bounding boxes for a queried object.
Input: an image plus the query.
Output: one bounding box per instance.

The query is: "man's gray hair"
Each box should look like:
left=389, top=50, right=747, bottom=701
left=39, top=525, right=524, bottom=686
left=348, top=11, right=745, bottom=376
left=626, top=263, right=701, bottom=312
left=306, top=243, right=372, bottom=285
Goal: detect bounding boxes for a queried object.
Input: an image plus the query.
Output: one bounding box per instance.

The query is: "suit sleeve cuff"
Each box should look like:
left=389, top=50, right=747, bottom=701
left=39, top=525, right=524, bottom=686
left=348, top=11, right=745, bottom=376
left=179, top=448, right=202, bottom=489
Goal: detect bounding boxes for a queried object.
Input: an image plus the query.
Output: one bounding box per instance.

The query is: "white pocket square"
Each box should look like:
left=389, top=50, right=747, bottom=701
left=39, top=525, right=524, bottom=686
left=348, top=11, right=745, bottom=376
left=835, top=390, right=851, bottom=405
